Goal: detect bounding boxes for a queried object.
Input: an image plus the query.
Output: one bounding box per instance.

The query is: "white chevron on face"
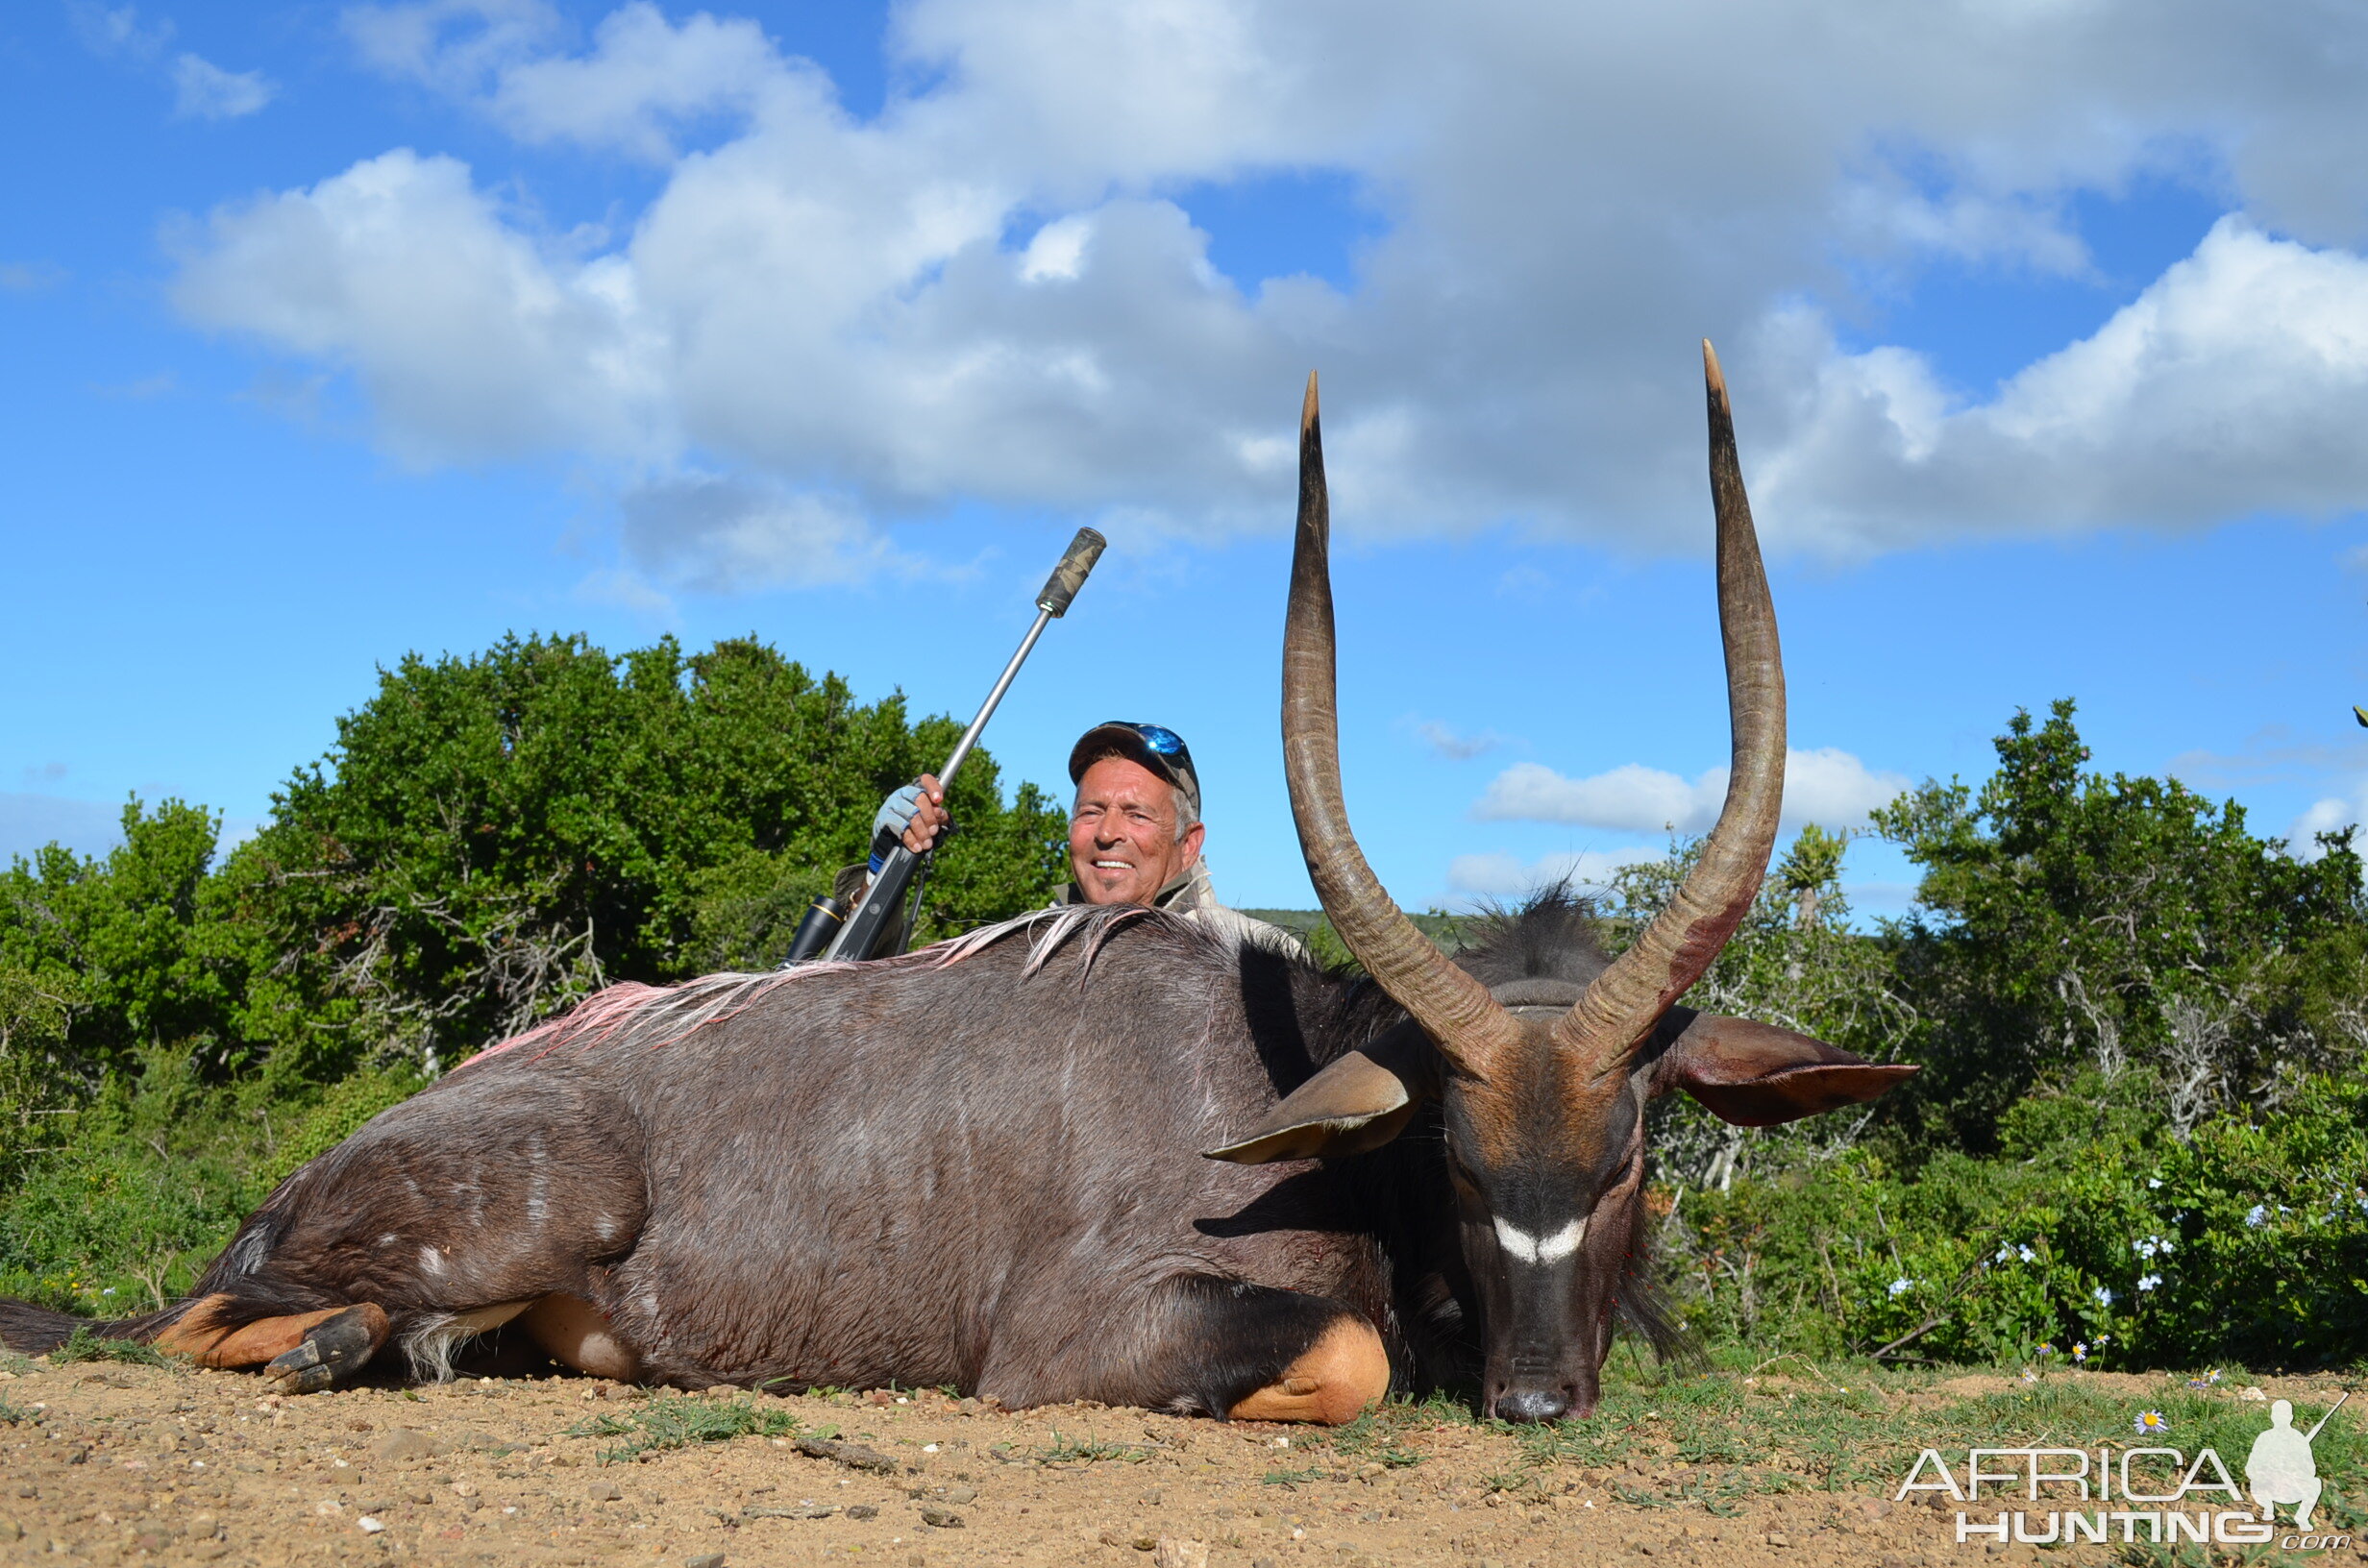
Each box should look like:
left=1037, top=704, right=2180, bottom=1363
left=1493, top=1216, right=1588, bottom=1264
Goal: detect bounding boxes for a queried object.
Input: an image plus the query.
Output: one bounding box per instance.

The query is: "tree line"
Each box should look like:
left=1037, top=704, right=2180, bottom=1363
left=1607, top=699, right=2367, bottom=1368
left=1, top=637, right=2361, bottom=1368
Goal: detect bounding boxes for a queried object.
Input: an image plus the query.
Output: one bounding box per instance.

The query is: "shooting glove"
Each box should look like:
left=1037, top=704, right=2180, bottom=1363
left=871, top=782, right=927, bottom=873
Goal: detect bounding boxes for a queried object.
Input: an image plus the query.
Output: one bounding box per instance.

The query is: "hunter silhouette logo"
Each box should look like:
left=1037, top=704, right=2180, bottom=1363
left=1895, top=1388, right=2355, bottom=1551
left=2249, top=1392, right=2348, bottom=1529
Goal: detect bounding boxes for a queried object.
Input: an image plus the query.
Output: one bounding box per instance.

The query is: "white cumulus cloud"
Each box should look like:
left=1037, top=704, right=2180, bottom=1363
left=1443, top=847, right=1660, bottom=899
left=75, top=5, right=275, bottom=120
left=1755, top=220, right=2368, bottom=552
left=1473, top=747, right=1909, bottom=836
left=173, top=53, right=276, bottom=119
left=618, top=472, right=907, bottom=591
left=2286, top=785, right=2368, bottom=858
left=1410, top=719, right=1509, bottom=761
left=171, top=149, right=663, bottom=465
left=72, top=2, right=173, bottom=61
left=158, top=0, right=2368, bottom=581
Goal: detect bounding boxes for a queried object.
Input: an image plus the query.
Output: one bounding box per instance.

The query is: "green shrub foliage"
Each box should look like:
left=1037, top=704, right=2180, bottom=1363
left=4, top=676, right=2365, bottom=1371
left=1646, top=699, right=2368, bottom=1371
left=2, top=633, right=1067, bottom=1089
left=235, top=632, right=1068, bottom=1072
left=1675, top=1070, right=2368, bottom=1370
left=0, top=632, right=1067, bottom=1305
left=1870, top=698, right=2365, bottom=1151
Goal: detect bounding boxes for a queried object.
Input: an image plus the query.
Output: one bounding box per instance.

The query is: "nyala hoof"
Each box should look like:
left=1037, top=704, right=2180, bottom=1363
left=264, top=1304, right=388, bottom=1393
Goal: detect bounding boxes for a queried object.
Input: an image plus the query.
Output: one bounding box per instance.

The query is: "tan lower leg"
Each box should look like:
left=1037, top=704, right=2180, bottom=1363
left=522, top=1293, right=641, bottom=1381
left=1226, top=1316, right=1390, bottom=1425
left=444, top=1299, right=537, bottom=1337
left=150, top=1294, right=240, bottom=1361
left=153, top=1298, right=388, bottom=1370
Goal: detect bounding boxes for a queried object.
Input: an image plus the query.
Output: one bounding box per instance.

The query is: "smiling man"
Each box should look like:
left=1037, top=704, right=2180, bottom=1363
left=878, top=721, right=1300, bottom=954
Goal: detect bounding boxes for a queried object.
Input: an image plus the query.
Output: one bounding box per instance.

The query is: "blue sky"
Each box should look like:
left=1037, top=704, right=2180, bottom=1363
left=7, top=0, right=2368, bottom=917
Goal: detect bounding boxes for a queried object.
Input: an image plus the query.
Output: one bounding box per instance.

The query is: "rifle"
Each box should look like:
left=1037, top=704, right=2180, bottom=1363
left=781, top=527, right=1107, bottom=966
left=2303, top=1388, right=2352, bottom=1444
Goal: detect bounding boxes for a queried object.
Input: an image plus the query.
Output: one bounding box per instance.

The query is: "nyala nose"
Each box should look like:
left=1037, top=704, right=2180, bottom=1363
left=1495, top=1387, right=1570, bottom=1423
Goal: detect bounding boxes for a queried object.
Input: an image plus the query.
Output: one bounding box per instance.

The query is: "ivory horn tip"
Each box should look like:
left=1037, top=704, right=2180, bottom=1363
left=1301, top=370, right=1320, bottom=429
left=1701, top=339, right=1727, bottom=399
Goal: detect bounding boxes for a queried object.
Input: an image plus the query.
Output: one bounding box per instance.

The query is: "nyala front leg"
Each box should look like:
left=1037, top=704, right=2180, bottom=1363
left=1118, top=1276, right=1390, bottom=1425
left=155, top=1299, right=392, bottom=1392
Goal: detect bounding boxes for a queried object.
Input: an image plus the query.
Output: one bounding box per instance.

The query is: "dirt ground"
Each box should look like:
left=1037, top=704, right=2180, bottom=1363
left=0, top=1359, right=2359, bottom=1568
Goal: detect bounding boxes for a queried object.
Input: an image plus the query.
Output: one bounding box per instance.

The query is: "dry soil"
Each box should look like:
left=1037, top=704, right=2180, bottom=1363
left=0, top=1361, right=2359, bottom=1567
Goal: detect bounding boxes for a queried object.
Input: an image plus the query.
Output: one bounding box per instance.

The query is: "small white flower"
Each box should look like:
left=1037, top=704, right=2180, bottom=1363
left=2147, top=1178, right=2162, bottom=1189
left=2017, top=1244, right=2036, bottom=1262
left=2093, top=1286, right=2114, bottom=1308
left=2137, top=1274, right=2162, bottom=1292
left=2246, top=1205, right=2268, bottom=1227
left=1887, top=1278, right=1912, bottom=1297
left=1994, top=1246, right=2012, bottom=1264
left=101, top=1287, right=115, bottom=1297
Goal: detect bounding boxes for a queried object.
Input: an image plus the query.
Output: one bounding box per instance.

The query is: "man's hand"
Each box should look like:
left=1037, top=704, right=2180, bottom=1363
left=873, top=774, right=950, bottom=863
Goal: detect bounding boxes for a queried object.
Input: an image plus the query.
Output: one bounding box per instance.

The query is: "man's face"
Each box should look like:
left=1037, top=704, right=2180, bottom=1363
left=1069, top=756, right=1206, bottom=906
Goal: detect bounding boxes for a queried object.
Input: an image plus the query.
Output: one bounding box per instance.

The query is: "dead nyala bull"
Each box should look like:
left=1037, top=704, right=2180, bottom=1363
left=0, top=344, right=1912, bottom=1422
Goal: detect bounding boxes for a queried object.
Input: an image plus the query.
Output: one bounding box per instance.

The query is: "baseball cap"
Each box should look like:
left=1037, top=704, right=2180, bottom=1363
left=1068, top=722, right=1201, bottom=819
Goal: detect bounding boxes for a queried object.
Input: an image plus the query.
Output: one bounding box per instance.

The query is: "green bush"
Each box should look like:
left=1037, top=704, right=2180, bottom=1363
left=0, top=632, right=1071, bottom=1320
left=1675, top=1069, right=2368, bottom=1370
left=0, top=1048, right=429, bottom=1314
left=0, top=1050, right=265, bottom=1313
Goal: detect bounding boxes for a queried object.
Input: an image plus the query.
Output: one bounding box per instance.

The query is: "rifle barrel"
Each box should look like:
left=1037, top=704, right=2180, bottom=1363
left=936, top=608, right=1050, bottom=794
left=811, top=527, right=1104, bottom=966
left=2303, top=1388, right=2352, bottom=1443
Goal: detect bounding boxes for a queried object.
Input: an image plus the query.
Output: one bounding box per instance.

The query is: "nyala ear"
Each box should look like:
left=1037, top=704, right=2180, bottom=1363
left=1646, top=1008, right=1918, bottom=1128
left=1204, top=1025, right=1434, bottom=1164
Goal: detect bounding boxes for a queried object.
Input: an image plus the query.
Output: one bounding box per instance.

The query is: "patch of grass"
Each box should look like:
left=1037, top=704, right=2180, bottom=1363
left=1025, top=1430, right=1155, bottom=1466
left=1479, top=1466, right=1537, bottom=1495
left=46, top=1326, right=176, bottom=1367
left=1260, top=1465, right=1334, bottom=1489
left=981, top=1429, right=1159, bottom=1466
left=1307, top=1409, right=1424, bottom=1468
left=567, top=1392, right=799, bottom=1464
left=1395, top=1388, right=1485, bottom=1426
left=0, top=1394, right=39, bottom=1426
left=1616, top=1467, right=1794, bottom=1515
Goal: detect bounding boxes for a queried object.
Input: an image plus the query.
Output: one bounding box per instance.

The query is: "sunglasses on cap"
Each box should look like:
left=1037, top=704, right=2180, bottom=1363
left=1071, top=721, right=1200, bottom=802
left=1122, top=723, right=1188, bottom=757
